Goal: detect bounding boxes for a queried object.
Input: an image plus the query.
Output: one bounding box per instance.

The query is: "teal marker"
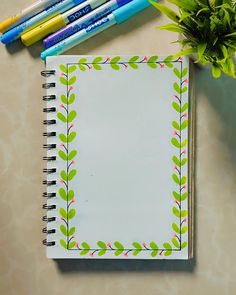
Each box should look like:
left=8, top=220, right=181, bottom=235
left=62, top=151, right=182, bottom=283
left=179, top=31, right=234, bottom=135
left=41, top=0, right=151, bottom=60
left=1, top=0, right=85, bottom=45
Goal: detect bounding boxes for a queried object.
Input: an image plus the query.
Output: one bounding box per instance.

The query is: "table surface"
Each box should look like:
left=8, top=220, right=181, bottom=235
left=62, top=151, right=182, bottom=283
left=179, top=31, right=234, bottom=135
left=1, top=1, right=236, bottom=294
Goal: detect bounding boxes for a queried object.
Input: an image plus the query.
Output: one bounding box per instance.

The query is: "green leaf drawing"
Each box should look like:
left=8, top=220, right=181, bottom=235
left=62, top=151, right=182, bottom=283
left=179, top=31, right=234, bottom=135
left=68, top=209, right=76, bottom=220
left=132, top=242, right=142, bottom=249
left=172, top=101, right=180, bottom=112
left=78, top=58, right=87, bottom=63
left=60, top=208, right=67, bottom=219
left=68, top=93, right=75, bottom=104
left=181, top=210, right=188, bottom=217
left=114, top=241, right=124, bottom=250
left=68, top=190, right=74, bottom=201
left=171, top=138, right=180, bottom=148
left=172, top=191, right=180, bottom=201
left=57, top=112, right=67, bottom=123
left=128, top=56, right=139, bottom=69
left=181, top=139, right=188, bottom=147
left=181, top=192, right=188, bottom=201
left=164, top=55, right=173, bottom=68
left=69, top=241, right=76, bottom=249
left=60, top=77, right=67, bottom=85
left=60, top=225, right=67, bottom=236
left=93, top=56, right=103, bottom=63
left=147, top=55, right=158, bottom=68
left=172, top=121, right=180, bottom=130
left=69, top=227, right=75, bottom=236
left=181, top=241, right=187, bottom=249
left=68, top=65, right=77, bottom=73
left=150, top=241, right=158, bottom=250
left=163, top=243, right=172, bottom=256
left=60, top=170, right=67, bottom=181
left=80, top=249, right=90, bottom=255
left=173, top=207, right=180, bottom=217
left=181, top=103, right=188, bottom=112
left=59, top=133, right=67, bottom=143
left=60, top=64, right=67, bottom=73
left=133, top=249, right=142, bottom=256
left=59, top=150, right=67, bottom=161
left=172, top=237, right=180, bottom=248
left=110, top=56, right=120, bottom=70
left=98, top=249, right=106, bottom=256
left=173, top=82, right=181, bottom=93
left=181, top=176, right=187, bottom=185
left=68, top=110, right=77, bottom=122
left=173, top=67, right=181, bottom=78
left=68, top=169, right=77, bottom=181
left=182, top=86, right=188, bottom=93
left=78, top=64, right=86, bottom=71
left=61, top=94, right=67, bottom=104
left=59, top=188, right=67, bottom=201
left=97, top=241, right=107, bottom=249
left=93, top=63, right=102, bottom=70
left=68, top=76, right=76, bottom=85
left=151, top=250, right=158, bottom=257
left=68, top=131, right=76, bottom=142
left=172, top=156, right=180, bottom=166
left=172, top=173, right=180, bottom=185
left=68, top=150, right=77, bottom=161
left=181, top=226, right=188, bottom=234
left=60, top=239, right=67, bottom=249
left=81, top=242, right=90, bottom=249
left=181, top=158, right=187, bottom=166
left=181, top=120, right=188, bottom=129
left=115, top=249, right=123, bottom=256
left=172, top=223, right=180, bottom=234
left=182, top=67, right=188, bottom=77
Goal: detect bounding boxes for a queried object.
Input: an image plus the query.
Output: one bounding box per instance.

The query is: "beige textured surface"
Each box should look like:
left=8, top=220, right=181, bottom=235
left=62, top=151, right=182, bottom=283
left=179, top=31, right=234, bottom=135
left=0, top=1, right=236, bottom=294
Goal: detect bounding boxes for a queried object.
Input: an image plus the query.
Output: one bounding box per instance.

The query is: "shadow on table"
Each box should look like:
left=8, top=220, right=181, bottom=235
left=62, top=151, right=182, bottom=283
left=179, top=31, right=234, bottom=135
left=4, top=6, right=160, bottom=59
left=55, top=257, right=196, bottom=273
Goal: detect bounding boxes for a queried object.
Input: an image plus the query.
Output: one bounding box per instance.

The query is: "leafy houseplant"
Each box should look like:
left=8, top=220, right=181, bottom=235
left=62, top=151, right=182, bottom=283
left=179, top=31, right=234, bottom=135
left=151, top=0, right=236, bottom=78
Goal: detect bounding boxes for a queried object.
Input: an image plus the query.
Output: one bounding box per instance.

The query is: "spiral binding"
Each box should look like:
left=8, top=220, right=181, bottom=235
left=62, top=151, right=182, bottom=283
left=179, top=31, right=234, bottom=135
left=41, top=69, right=57, bottom=247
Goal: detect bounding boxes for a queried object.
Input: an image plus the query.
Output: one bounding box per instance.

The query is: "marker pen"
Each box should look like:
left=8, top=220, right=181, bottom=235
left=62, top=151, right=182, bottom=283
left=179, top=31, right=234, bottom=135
left=43, top=0, right=131, bottom=49
left=0, top=0, right=60, bottom=33
left=1, top=0, right=85, bottom=45
left=41, top=0, right=151, bottom=60
left=21, top=0, right=108, bottom=46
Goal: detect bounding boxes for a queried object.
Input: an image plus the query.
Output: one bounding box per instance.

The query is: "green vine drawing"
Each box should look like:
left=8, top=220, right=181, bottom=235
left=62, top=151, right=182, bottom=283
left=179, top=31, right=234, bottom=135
left=57, top=56, right=189, bottom=257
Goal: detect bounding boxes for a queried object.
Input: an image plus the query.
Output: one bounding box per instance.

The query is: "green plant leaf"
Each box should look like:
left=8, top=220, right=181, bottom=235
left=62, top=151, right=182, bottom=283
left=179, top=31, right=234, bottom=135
left=61, top=94, right=67, bottom=104
left=172, top=101, right=180, bottom=112
left=60, top=225, right=67, bottom=236
left=60, top=208, right=67, bottom=219
left=68, top=190, right=74, bottom=201
left=158, top=23, right=185, bottom=33
left=197, top=43, right=207, bottom=60
left=182, top=67, right=188, bottom=77
left=78, top=64, right=86, bottom=71
left=68, top=169, right=77, bottom=181
left=181, top=158, right=187, bottom=166
left=80, top=249, right=89, bottom=255
left=93, top=64, right=102, bottom=70
left=173, top=207, right=180, bottom=217
left=59, top=188, right=67, bottom=201
left=181, top=192, right=188, bottom=201
left=57, top=112, right=67, bottom=123
left=98, top=249, right=106, bottom=256
left=212, top=65, right=221, bottom=78
left=69, top=241, right=76, bottom=249
left=151, top=250, right=158, bottom=257
left=181, top=103, right=188, bottom=112
left=114, top=241, right=124, bottom=250
left=78, top=58, right=87, bottom=63
left=60, top=64, right=67, bottom=73
left=68, top=131, right=76, bottom=142
left=173, top=191, right=180, bottom=201
left=171, top=138, right=180, bottom=148
left=115, top=249, right=123, bottom=256
left=97, top=241, right=107, bottom=249
left=81, top=242, right=90, bottom=249
left=181, top=176, right=187, bottom=185
left=173, top=67, right=181, bottom=78
left=68, top=209, right=76, bottom=220
left=172, top=223, right=180, bottom=234
left=173, top=156, right=180, bottom=166
left=68, top=76, right=76, bottom=85
left=59, top=133, right=67, bottom=143
left=68, top=150, right=77, bottom=161
left=60, top=77, right=67, bottom=85
left=172, top=121, right=180, bottom=130
left=133, top=249, right=142, bottom=256
left=58, top=150, right=67, bottom=161
left=60, top=239, right=67, bottom=249
left=172, top=237, right=180, bottom=248
left=181, top=120, right=188, bottom=130
left=68, top=93, right=76, bottom=104
left=181, top=139, right=188, bottom=147
left=164, top=55, right=173, bottom=68
left=132, top=242, right=142, bottom=249
left=181, top=241, right=187, bottom=249
left=172, top=173, right=180, bottom=185
left=181, top=226, right=188, bottom=234
left=151, top=2, right=179, bottom=22
left=173, top=82, right=181, bottom=93
left=93, top=56, right=103, bottom=63
left=68, top=110, right=77, bottom=123
left=150, top=241, right=158, bottom=250
left=128, top=56, right=139, bottom=69
left=182, top=86, right=188, bottom=93
left=172, top=48, right=197, bottom=59
left=181, top=210, right=188, bottom=217
left=69, top=227, right=75, bottom=236
left=163, top=242, right=172, bottom=250
left=60, top=170, right=67, bottom=181
left=110, top=56, right=120, bottom=70
left=68, top=65, right=77, bottom=73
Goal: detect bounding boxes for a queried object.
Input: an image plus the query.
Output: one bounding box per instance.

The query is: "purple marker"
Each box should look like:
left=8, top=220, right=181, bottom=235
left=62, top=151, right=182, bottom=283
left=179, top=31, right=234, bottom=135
left=44, top=0, right=131, bottom=48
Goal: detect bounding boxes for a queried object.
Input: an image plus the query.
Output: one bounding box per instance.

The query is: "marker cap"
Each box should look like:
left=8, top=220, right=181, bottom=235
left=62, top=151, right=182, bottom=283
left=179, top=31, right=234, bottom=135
left=113, top=0, right=150, bottom=24
left=21, top=15, right=66, bottom=46
left=0, top=15, right=19, bottom=33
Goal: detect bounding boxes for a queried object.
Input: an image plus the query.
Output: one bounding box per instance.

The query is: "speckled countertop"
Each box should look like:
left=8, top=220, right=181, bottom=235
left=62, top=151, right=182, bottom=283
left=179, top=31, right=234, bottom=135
left=0, top=1, right=236, bottom=294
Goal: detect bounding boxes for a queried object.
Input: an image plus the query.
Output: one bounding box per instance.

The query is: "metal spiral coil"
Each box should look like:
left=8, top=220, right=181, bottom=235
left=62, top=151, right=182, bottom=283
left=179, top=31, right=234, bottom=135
left=41, top=69, right=57, bottom=247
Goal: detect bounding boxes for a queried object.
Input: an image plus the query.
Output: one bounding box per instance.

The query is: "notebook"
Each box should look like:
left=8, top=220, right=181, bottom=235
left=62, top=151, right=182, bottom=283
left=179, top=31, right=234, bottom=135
left=42, top=55, right=194, bottom=259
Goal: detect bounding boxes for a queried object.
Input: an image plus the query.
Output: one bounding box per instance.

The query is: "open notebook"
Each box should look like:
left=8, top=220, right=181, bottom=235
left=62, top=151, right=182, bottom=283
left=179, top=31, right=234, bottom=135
left=42, top=55, right=194, bottom=259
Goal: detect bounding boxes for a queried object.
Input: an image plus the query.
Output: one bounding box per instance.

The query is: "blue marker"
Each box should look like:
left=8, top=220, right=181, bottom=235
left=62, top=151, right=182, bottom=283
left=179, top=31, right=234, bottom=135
left=41, top=0, right=151, bottom=60
left=44, top=0, right=131, bottom=48
left=1, top=0, right=85, bottom=45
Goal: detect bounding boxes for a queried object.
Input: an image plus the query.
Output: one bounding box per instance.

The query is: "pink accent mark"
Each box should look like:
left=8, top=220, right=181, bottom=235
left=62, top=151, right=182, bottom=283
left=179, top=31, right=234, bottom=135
left=60, top=104, right=64, bottom=108
left=184, top=78, right=189, bottom=84
left=75, top=243, right=79, bottom=248
left=124, top=252, right=128, bottom=257
left=72, top=197, right=76, bottom=203
left=107, top=242, right=112, bottom=248
left=183, top=113, right=188, bottom=119
left=70, top=123, right=74, bottom=128
left=174, top=165, right=177, bottom=170
left=183, top=218, right=187, bottom=223
left=69, top=86, right=74, bottom=91
left=142, top=242, right=147, bottom=248
left=182, top=149, right=186, bottom=154
left=89, top=252, right=94, bottom=257
left=60, top=179, right=64, bottom=184
left=179, top=57, right=183, bottom=61
left=182, top=185, right=186, bottom=190
left=144, top=56, right=148, bottom=61
left=173, top=233, right=177, bottom=238
left=173, top=130, right=177, bottom=136
left=160, top=63, right=165, bottom=69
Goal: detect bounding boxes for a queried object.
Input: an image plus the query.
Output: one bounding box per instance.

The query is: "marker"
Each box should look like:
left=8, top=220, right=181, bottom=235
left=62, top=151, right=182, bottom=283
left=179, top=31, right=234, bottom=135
left=41, top=0, right=151, bottom=60
left=1, top=0, right=85, bottom=45
left=44, top=0, right=131, bottom=49
left=21, top=0, right=108, bottom=46
left=0, top=0, right=60, bottom=33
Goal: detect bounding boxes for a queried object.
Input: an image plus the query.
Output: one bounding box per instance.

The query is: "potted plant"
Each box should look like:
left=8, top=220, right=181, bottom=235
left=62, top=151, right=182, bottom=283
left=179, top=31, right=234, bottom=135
left=151, top=0, right=236, bottom=78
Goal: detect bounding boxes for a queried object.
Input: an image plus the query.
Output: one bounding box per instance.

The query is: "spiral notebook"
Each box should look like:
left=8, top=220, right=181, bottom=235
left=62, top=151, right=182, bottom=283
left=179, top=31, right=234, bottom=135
left=42, top=55, right=194, bottom=259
